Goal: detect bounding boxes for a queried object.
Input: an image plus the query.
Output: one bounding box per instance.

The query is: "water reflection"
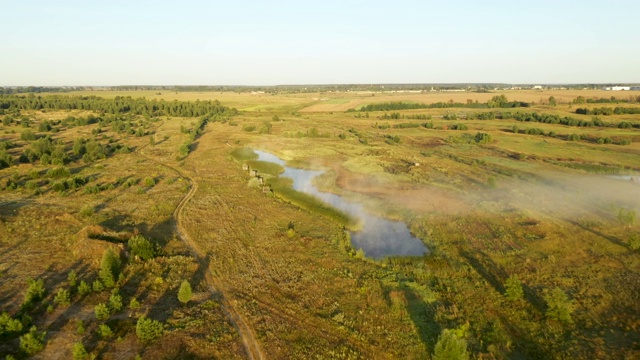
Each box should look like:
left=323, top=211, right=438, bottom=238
left=255, top=150, right=429, bottom=259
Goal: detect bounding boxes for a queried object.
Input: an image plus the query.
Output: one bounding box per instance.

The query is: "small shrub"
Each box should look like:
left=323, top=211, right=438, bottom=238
left=143, top=176, right=156, bottom=187
left=92, top=279, right=105, bottom=292
left=617, top=208, right=636, bottom=227
left=109, top=289, right=123, bottom=312
left=76, top=320, right=85, bottom=335
left=129, top=297, right=141, bottom=310
left=628, top=233, right=640, bottom=250
left=178, top=280, right=192, bottom=305
left=474, top=132, right=493, bottom=144
left=94, top=303, right=110, bottom=321
left=25, top=180, right=38, bottom=191
left=0, top=312, right=23, bottom=335
left=79, top=204, right=94, bottom=217
left=53, top=288, right=71, bottom=307
left=47, top=166, right=71, bottom=179
left=78, top=281, right=91, bottom=296
left=19, top=326, right=46, bottom=356
left=97, top=324, right=113, bottom=339
left=544, top=287, right=574, bottom=324
left=136, top=316, right=163, bottom=343
left=20, top=129, right=36, bottom=141
left=504, top=276, right=524, bottom=301
left=433, top=329, right=468, bottom=360
left=22, top=278, right=45, bottom=310
left=72, top=342, right=89, bottom=360
left=67, top=270, right=77, bottom=287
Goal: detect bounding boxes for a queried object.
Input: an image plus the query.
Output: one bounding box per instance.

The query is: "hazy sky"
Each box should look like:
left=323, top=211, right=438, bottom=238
left=2, top=0, right=639, bottom=86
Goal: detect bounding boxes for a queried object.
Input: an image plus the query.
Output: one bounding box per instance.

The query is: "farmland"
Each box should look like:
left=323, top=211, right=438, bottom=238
left=1, top=88, right=639, bottom=359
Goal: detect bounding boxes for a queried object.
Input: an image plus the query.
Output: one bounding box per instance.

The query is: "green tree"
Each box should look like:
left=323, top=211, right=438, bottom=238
left=77, top=280, right=91, bottom=296
left=22, top=278, right=46, bottom=310
left=94, top=303, right=110, bottom=321
left=53, top=288, right=71, bottom=307
left=544, top=287, right=574, bottom=324
left=0, top=312, right=23, bottom=335
left=67, top=270, right=78, bottom=287
left=19, top=326, right=46, bottom=356
left=433, top=329, right=469, bottom=360
left=548, top=96, right=557, bottom=106
left=128, top=235, right=156, bottom=261
left=136, top=316, right=164, bottom=343
left=97, top=324, right=113, bottom=339
left=72, top=342, right=89, bottom=360
left=92, top=279, right=105, bottom=292
left=99, top=248, right=121, bottom=288
left=178, top=280, right=192, bottom=305
left=109, top=289, right=123, bottom=312
left=504, top=276, right=524, bottom=301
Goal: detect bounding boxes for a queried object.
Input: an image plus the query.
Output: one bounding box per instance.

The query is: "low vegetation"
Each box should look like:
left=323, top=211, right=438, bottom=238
left=1, top=88, right=639, bottom=359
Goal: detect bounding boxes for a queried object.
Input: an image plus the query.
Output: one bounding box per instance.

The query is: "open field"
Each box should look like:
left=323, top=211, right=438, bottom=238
left=1, top=88, right=640, bottom=359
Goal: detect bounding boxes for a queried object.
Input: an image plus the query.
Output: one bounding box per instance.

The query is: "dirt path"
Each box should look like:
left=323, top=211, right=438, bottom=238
left=138, top=142, right=265, bottom=360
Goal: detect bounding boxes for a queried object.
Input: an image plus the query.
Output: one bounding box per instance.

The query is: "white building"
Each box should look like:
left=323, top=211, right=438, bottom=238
left=603, top=86, right=631, bottom=91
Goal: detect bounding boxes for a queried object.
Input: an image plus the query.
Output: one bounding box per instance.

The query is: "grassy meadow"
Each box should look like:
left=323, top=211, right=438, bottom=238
left=1, top=88, right=639, bottom=359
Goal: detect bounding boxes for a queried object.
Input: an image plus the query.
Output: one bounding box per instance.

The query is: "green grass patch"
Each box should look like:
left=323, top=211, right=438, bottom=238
left=246, top=160, right=284, bottom=176
left=230, top=147, right=258, bottom=161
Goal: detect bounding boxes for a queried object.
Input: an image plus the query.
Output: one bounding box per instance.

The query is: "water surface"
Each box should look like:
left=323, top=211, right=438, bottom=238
left=255, top=150, right=429, bottom=259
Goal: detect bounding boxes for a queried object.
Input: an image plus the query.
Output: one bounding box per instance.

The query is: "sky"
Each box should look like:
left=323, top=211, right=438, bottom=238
left=2, top=0, right=639, bottom=86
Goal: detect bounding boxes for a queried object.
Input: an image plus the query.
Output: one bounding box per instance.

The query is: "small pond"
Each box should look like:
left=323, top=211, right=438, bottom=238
left=255, top=150, right=429, bottom=259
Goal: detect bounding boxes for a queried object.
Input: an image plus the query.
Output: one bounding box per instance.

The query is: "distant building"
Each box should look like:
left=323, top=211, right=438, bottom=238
left=532, top=85, right=543, bottom=90
left=602, top=86, right=631, bottom=91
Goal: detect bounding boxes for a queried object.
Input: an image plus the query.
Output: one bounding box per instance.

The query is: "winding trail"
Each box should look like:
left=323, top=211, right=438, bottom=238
left=138, top=143, right=265, bottom=360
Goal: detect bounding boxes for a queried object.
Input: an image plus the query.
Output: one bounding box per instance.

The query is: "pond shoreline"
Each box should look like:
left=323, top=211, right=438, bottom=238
left=254, top=150, right=429, bottom=259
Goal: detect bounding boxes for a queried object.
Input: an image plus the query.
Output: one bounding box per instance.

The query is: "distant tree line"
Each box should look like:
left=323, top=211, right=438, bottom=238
left=350, top=96, right=530, bottom=112
left=575, top=107, right=640, bottom=115
left=0, top=87, right=80, bottom=94
left=573, top=96, right=640, bottom=104
left=0, top=94, right=236, bottom=118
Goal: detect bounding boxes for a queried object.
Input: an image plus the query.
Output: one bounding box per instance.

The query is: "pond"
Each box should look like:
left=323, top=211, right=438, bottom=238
left=255, top=150, right=429, bottom=259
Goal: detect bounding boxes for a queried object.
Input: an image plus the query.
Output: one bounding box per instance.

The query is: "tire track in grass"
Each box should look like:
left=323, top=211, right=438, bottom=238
left=138, top=141, right=265, bottom=360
